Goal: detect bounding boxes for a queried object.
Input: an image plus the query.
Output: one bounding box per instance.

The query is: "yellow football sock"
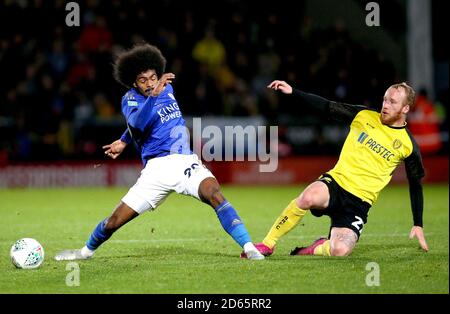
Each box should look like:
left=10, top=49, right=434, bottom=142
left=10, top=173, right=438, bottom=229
left=262, top=199, right=307, bottom=248
left=313, top=239, right=331, bottom=256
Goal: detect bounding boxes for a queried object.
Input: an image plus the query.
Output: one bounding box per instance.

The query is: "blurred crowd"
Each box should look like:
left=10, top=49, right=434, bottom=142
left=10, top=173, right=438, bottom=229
left=0, top=0, right=447, bottom=162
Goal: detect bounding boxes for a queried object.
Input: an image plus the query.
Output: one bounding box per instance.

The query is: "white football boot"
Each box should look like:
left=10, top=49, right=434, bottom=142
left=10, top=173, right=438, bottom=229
left=242, top=242, right=265, bottom=260
left=54, top=246, right=94, bottom=261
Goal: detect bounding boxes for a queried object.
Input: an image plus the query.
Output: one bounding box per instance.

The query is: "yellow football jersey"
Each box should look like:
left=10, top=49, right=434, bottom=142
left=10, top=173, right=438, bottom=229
left=291, top=89, right=425, bottom=225
left=328, top=110, right=417, bottom=204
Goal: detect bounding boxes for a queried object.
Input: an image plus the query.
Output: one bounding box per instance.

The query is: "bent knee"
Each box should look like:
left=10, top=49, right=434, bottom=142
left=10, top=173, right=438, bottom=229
left=330, top=243, right=353, bottom=256
left=211, top=191, right=225, bottom=208
left=296, top=182, right=329, bottom=209
left=205, top=186, right=223, bottom=203
left=296, top=193, right=316, bottom=209
left=199, top=179, right=224, bottom=207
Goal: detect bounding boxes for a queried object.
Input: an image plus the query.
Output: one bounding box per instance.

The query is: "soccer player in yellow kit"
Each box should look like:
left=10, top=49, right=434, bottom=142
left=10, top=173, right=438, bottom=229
left=242, top=80, right=429, bottom=258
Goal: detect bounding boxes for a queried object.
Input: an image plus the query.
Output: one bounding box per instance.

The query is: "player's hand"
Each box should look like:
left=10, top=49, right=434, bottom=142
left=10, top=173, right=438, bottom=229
left=267, top=80, right=293, bottom=94
left=151, top=73, right=175, bottom=97
left=409, top=226, right=429, bottom=252
left=102, top=139, right=127, bottom=159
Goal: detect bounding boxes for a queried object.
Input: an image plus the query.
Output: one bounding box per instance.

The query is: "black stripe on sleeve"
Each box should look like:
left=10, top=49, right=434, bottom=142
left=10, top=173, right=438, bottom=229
left=291, top=89, right=368, bottom=123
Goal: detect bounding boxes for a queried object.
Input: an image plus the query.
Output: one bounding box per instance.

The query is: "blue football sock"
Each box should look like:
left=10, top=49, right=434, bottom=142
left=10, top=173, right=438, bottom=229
left=85, top=218, right=113, bottom=250
left=215, top=200, right=252, bottom=248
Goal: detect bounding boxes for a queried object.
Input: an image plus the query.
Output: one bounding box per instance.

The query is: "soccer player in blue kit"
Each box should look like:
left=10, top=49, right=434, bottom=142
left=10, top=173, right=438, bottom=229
left=55, top=43, right=264, bottom=261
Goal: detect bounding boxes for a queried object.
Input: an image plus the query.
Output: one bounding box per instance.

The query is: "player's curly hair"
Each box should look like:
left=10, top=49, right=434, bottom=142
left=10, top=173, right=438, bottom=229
left=113, top=43, right=166, bottom=89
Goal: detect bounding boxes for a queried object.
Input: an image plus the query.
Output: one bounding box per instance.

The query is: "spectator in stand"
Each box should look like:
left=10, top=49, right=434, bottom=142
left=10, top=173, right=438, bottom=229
left=78, top=15, right=112, bottom=54
left=407, top=89, right=443, bottom=155
left=192, top=26, right=226, bottom=78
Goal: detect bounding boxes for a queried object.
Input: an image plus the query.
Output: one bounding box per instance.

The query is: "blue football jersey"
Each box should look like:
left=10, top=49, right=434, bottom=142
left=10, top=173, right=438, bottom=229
left=120, top=84, right=192, bottom=165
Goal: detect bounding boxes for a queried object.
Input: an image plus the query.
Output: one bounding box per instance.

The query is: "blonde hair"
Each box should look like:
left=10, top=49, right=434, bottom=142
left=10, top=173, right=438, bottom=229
left=389, top=82, right=416, bottom=108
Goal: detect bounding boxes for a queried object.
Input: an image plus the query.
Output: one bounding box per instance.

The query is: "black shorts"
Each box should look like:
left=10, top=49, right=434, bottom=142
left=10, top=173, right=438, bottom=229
left=310, top=173, right=371, bottom=239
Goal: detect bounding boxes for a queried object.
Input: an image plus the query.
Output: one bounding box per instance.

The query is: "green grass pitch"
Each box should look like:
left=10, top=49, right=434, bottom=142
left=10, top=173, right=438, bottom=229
left=0, top=184, right=448, bottom=294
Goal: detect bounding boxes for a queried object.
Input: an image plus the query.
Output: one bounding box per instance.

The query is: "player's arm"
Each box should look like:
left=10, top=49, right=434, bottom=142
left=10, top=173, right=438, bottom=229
left=120, top=128, right=132, bottom=145
left=267, top=80, right=367, bottom=123
left=404, top=133, right=428, bottom=252
left=123, top=95, right=157, bottom=131
left=123, top=73, right=175, bottom=130
left=102, top=129, right=129, bottom=159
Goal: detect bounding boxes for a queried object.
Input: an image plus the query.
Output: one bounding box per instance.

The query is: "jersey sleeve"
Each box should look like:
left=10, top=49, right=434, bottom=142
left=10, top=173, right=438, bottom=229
left=121, top=95, right=157, bottom=131
left=120, top=128, right=132, bottom=144
left=291, top=89, right=368, bottom=123
left=404, top=130, right=426, bottom=227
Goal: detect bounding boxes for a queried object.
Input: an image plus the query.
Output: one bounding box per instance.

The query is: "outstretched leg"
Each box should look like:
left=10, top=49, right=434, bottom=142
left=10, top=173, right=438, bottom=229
left=198, top=177, right=264, bottom=260
left=55, top=202, right=138, bottom=261
left=258, top=180, right=330, bottom=254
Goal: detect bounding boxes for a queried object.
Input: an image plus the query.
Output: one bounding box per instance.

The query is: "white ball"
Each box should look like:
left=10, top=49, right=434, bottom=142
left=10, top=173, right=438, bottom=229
left=10, top=238, right=45, bottom=269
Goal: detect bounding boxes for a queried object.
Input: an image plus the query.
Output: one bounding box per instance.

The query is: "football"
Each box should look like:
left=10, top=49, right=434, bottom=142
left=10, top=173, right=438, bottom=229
left=10, top=238, right=45, bottom=269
